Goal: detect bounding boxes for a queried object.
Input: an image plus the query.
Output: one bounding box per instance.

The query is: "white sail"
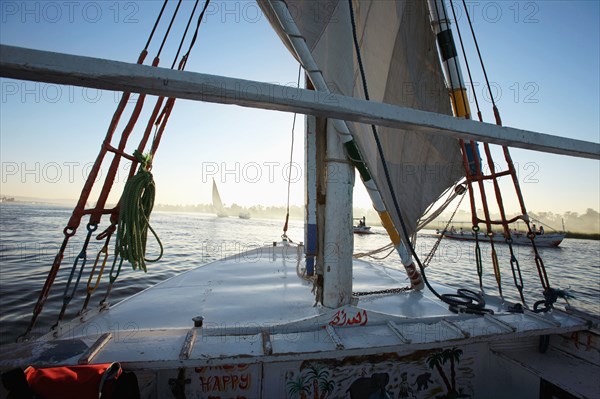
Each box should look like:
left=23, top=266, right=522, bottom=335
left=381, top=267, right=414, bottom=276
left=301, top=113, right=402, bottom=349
left=212, top=178, right=226, bottom=217
left=260, top=0, right=464, bottom=236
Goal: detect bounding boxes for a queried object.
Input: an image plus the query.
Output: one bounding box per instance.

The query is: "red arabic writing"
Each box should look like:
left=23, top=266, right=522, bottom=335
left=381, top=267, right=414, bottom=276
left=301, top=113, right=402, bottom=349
left=329, top=309, right=368, bottom=327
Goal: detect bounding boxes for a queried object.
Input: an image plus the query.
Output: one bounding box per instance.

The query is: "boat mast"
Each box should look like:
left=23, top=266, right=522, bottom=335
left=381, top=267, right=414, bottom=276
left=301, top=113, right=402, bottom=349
left=304, top=84, right=354, bottom=307
left=322, top=120, right=355, bottom=308
left=304, top=95, right=318, bottom=277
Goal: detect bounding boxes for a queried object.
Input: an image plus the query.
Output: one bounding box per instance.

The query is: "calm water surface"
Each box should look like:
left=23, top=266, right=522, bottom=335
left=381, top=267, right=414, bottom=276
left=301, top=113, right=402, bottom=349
left=1, top=203, right=598, bottom=345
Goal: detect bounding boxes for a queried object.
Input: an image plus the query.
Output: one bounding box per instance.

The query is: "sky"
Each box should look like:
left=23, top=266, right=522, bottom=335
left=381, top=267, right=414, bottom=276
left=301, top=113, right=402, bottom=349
left=0, top=0, right=599, bottom=217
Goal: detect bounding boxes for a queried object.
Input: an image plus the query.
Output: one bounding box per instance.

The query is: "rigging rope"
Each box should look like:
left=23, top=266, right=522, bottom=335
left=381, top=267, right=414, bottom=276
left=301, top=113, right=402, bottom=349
left=423, top=187, right=466, bottom=267
left=461, top=0, right=500, bottom=124
left=282, top=65, right=302, bottom=242
left=347, top=0, right=491, bottom=315
left=157, top=0, right=183, bottom=59
left=18, top=1, right=174, bottom=340
left=103, top=0, right=210, bottom=305
left=114, top=150, right=163, bottom=272
left=434, top=0, right=510, bottom=300
left=21, top=1, right=214, bottom=339
left=353, top=243, right=395, bottom=260
left=444, top=0, right=556, bottom=309
left=448, top=0, right=482, bottom=121
left=416, top=180, right=466, bottom=231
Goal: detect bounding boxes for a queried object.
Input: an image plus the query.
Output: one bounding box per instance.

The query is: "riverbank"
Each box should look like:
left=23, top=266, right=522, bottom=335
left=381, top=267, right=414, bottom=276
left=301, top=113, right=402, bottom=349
left=566, top=231, right=600, bottom=240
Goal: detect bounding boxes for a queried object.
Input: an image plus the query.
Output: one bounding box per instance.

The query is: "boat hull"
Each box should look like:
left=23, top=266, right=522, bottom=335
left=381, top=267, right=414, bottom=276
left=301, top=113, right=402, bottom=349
left=353, top=225, right=373, bottom=234
left=438, top=231, right=565, bottom=247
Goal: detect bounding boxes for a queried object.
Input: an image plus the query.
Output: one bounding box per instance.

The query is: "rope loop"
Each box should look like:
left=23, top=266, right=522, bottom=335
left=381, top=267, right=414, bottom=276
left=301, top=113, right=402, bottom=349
left=442, top=289, right=493, bottom=315
left=96, top=223, right=117, bottom=241
left=115, top=151, right=163, bottom=272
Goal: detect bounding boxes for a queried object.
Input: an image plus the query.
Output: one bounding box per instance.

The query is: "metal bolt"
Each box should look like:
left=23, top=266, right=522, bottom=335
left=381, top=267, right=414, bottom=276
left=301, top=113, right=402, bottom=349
left=192, top=316, right=204, bottom=328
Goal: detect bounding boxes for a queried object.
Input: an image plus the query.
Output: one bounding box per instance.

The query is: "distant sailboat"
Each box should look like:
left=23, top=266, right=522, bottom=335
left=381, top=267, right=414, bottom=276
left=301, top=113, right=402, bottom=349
left=212, top=178, right=227, bottom=217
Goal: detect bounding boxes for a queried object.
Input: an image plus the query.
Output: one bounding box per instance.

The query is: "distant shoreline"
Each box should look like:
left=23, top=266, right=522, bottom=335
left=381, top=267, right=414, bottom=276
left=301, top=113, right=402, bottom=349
left=565, top=232, right=600, bottom=240
left=2, top=201, right=599, bottom=239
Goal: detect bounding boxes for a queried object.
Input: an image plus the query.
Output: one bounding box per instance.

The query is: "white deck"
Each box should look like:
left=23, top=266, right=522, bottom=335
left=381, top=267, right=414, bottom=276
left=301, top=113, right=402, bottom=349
left=0, top=244, right=590, bottom=370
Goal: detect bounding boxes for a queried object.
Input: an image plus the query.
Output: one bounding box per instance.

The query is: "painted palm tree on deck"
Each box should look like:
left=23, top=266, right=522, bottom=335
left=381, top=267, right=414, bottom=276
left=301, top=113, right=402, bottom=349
left=287, top=374, right=310, bottom=399
left=427, top=351, right=452, bottom=393
left=319, top=377, right=335, bottom=399
left=427, top=347, right=464, bottom=396
left=442, top=348, right=463, bottom=393
left=306, top=364, right=332, bottom=399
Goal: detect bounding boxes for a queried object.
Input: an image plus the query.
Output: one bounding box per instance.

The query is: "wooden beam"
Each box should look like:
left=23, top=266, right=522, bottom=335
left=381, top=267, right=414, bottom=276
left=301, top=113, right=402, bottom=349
left=1, top=44, right=598, bottom=160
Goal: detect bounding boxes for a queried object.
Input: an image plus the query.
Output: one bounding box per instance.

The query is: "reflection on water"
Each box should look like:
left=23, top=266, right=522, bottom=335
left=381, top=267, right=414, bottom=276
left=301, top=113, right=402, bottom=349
left=1, top=203, right=598, bottom=345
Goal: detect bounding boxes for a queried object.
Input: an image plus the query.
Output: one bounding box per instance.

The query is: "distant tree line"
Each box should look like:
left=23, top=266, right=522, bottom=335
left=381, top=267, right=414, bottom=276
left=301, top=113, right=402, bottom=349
left=153, top=203, right=599, bottom=235
left=428, top=208, right=599, bottom=235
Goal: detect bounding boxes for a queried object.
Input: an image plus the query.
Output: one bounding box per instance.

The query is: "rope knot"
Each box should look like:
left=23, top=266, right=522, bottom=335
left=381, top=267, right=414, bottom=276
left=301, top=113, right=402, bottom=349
left=133, top=149, right=153, bottom=172
left=533, top=287, right=572, bottom=313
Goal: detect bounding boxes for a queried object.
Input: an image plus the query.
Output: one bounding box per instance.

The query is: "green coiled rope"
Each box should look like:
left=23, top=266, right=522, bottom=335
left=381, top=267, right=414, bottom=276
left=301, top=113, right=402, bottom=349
left=115, top=150, right=163, bottom=272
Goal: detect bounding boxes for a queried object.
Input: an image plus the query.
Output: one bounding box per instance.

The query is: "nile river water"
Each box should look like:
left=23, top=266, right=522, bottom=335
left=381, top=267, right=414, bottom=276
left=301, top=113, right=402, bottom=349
left=1, top=203, right=598, bottom=345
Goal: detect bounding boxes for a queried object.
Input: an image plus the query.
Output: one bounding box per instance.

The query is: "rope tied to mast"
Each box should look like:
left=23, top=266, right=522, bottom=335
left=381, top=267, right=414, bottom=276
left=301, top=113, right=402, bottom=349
left=282, top=64, right=302, bottom=242
left=114, top=150, right=163, bottom=272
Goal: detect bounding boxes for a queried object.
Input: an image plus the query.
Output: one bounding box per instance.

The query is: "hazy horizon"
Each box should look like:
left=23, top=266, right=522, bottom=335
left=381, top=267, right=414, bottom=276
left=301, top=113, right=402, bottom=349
left=2, top=195, right=598, bottom=234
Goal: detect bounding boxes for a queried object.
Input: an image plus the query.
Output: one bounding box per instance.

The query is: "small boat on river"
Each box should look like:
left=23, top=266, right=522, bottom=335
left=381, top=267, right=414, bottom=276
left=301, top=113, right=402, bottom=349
left=353, top=217, right=374, bottom=235
left=437, top=229, right=566, bottom=248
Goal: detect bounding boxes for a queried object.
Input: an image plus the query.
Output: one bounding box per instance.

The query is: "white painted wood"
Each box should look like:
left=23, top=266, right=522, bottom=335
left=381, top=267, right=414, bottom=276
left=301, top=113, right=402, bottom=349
left=323, top=120, right=354, bottom=308
left=304, top=114, right=317, bottom=276
left=387, top=320, right=412, bottom=343
left=1, top=44, right=598, bottom=159
left=325, top=325, right=345, bottom=350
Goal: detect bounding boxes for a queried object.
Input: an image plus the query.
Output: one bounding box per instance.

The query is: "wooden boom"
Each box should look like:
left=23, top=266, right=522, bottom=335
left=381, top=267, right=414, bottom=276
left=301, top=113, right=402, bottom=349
left=1, top=44, right=598, bottom=160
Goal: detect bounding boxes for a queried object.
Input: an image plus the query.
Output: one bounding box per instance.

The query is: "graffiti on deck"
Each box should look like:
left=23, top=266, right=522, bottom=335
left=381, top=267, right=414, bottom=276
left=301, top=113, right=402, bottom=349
left=194, top=364, right=259, bottom=399
left=329, top=309, right=368, bottom=327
